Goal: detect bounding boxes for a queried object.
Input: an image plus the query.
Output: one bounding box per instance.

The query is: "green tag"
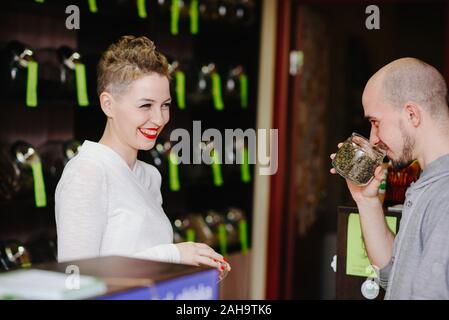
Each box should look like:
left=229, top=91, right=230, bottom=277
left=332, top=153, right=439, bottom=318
left=30, top=160, right=47, bottom=208
left=175, top=71, right=186, bottom=110
left=137, top=0, right=148, bottom=19
left=218, top=223, right=228, bottom=256
left=211, top=72, right=224, bottom=111
left=171, top=0, right=180, bottom=35
left=186, top=228, right=195, bottom=242
left=346, top=213, right=397, bottom=277
left=75, top=63, right=89, bottom=107
left=239, top=73, right=248, bottom=109
left=35, top=0, right=45, bottom=3
left=211, top=149, right=223, bottom=187
left=168, top=152, right=181, bottom=191
left=26, top=61, right=38, bottom=108
left=239, top=219, right=248, bottom=254
left=88, top=0, right=98, bottom=13
left=189, top=0, right=199, bottom=34
left=240, top=147, right=251, bottom=183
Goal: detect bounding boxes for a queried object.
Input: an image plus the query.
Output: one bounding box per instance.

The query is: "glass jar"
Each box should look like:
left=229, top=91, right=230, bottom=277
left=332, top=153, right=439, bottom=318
left=332, top=133, right=386, bottom=185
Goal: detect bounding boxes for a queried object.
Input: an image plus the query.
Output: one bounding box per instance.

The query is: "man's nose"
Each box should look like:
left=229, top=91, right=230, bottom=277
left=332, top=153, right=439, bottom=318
left=369, top=127, right=380, bottom=145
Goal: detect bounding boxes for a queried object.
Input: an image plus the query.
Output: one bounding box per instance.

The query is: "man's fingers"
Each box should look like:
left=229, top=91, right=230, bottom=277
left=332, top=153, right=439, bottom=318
left=330, top=153, right=336, bottom=160
left=330, top=168, right=336, bottom=174
left=373, top=165, right=384, bottom=180
left=338, top=143, right=343, bottom=148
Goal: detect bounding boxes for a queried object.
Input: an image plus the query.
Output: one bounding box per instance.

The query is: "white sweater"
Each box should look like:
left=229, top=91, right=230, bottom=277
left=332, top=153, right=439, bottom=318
left=55, top=140, right=180, bottom=263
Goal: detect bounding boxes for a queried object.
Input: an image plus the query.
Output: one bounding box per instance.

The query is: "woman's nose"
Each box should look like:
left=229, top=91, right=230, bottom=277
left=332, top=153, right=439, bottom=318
left=150, top=107, right=164, bottom=126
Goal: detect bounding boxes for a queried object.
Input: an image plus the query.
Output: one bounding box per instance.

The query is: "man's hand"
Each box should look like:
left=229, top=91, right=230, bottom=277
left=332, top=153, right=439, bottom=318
left=330, top=142, right=383, bottom=206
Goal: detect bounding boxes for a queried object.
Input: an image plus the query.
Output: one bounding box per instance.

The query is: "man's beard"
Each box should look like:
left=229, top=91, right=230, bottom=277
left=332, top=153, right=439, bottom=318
left=391, top=124, right=415, bottom=170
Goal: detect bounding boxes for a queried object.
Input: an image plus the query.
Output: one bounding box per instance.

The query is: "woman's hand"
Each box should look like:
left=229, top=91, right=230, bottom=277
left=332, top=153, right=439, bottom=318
left=330, top=143, right=383, bottom=206
left=175, top=242, right=231, bottom=281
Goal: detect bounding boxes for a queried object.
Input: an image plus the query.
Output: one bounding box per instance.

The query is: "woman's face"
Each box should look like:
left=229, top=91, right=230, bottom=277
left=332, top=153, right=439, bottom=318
left=108, top=73, right=171, bottom=151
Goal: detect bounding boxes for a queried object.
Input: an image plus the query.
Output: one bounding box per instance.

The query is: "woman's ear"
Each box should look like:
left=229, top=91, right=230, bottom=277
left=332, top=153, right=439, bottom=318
left=404, top=103, right=421, bottom=127
left=99, top=92, right=114, bottom=118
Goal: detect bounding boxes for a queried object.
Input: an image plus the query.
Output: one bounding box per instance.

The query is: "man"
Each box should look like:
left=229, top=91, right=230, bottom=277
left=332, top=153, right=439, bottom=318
left=331, top=57, right=449, bottom=299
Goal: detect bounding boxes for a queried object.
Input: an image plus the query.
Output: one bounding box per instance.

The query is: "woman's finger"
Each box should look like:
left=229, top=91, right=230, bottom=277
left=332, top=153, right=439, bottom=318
left=195, top=255, right=221, bottom=269
left=197, top=248, right=224, bottom=262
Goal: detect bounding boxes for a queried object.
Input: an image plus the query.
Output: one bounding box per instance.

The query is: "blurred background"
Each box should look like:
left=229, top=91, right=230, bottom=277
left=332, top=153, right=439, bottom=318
left=0, top=0, right=445, bottom=299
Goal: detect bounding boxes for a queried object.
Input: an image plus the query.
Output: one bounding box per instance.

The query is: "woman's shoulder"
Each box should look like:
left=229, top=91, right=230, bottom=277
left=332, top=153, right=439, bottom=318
left=61, top=153, right=107, bottom=181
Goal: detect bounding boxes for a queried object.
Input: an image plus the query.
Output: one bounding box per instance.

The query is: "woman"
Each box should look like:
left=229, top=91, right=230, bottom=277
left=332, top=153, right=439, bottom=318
left=55, top=36, right=230, bottom=278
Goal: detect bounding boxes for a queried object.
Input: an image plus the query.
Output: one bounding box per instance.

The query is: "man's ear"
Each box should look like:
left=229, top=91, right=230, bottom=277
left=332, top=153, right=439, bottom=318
left=99, top=92, right=115, bottom=118
left=404, top=103, right=421, bottom=127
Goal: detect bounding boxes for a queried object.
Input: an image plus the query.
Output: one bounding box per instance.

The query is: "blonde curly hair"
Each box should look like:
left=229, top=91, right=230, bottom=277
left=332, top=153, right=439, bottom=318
left=97, top=35, right=170, bottom=97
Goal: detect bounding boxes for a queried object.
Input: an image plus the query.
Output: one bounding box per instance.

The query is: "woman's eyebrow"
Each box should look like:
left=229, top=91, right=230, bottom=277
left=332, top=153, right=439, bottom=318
left=138, top=98, right=172, bottom=102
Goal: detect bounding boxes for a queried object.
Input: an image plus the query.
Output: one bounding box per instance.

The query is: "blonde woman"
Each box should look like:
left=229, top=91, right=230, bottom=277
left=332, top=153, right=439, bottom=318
left=55, top=36, right=230, bottom=278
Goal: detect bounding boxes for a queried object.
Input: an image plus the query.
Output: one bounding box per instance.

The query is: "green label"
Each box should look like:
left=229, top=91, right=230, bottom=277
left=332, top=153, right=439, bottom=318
left=168, top=152, right=181, bottom=191
left=218, top=224, right=228, bottom=256
left=346, top=213, right=397, bottom=277
left=75, top=63, right=89, bottom=107
left=186, top=228, right=195, bottom=242
left=171, top=0, right=180, bottom=35
left=240, top=147, right=251, bottom=183
left=239, top=219, right=248, bottom=254
left=35, top=0, right=45, bottom=3
left=175, top=71, right=186, bottom=109
left=26, top=61, right=38, bottom=108
left=211, top=72, right=224, bottom=111
left=239, top=73, right=248, bottom=109
left=137, top=0, right=148, bottom=18
left=88, top=0, right=98, bottom=13
left=31, top=160, right=47, bottom=208
left=211, top=149, right=223, bottom=186
left=189, top=0, right=199, bottom=34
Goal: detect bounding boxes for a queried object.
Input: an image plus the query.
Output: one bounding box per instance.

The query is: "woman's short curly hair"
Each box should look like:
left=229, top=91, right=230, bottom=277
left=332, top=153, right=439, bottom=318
left=97, top=35, right=171, bottom=97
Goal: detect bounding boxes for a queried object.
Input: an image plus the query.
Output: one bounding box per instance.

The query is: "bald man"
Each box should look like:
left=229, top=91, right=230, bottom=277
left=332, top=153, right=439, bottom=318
left=331, top=57, right=449, bottom=299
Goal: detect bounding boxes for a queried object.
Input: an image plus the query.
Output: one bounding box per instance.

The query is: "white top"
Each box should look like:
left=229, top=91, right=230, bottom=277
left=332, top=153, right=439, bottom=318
left=55, top=140, right=180, bottom=264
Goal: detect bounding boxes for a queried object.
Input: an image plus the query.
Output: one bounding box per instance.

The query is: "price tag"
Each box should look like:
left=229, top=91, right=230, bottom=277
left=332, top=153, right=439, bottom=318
left=75, top=63, right=89, bottom=107
left=239, top=219, right=248, bottom=254
left=211, top=149, right=223, bottom=186
left=171, top=0, right=180, bottom=35
left=211, top=72, right=224, bottom=111
left=186, top=228, right=195, bottom=242
left=240, top=147, right=251, bottom=183
left=31, top=160, right=47, bottom=208
left=189, top=0, right=199, bottom=34
left=239, top=73, right=248, bottom=109
left=175, top=70, right=186, bottom=109
left=218, top=223, right=228, bottom=256
left=137, top=0, right=148, bottom=19
left=26, top=61, right=38, bottom=107
left=88, top=0, right=98, bottom=13
left=169, top=152, right=181, bottom=191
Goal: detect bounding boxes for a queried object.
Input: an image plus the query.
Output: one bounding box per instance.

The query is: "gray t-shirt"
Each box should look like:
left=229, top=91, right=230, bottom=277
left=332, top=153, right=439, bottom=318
left=379, top=154, right=449, bottom=299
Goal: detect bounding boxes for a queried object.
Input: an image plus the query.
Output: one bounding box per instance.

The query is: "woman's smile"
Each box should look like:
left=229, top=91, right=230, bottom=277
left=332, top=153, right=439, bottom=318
left=139, top=127, right=159, bottom=140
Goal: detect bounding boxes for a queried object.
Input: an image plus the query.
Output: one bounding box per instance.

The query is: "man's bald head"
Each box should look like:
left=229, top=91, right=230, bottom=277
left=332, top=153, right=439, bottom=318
left=368, top=57, right=448, bottom=119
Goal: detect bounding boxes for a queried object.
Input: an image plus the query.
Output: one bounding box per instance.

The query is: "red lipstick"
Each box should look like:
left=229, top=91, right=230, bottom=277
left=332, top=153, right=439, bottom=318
left=139, top=128, right=159, bottom=140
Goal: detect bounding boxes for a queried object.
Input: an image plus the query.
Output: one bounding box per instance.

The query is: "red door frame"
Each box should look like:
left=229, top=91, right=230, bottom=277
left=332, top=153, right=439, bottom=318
left=265, top=0, right=294, bottom=300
